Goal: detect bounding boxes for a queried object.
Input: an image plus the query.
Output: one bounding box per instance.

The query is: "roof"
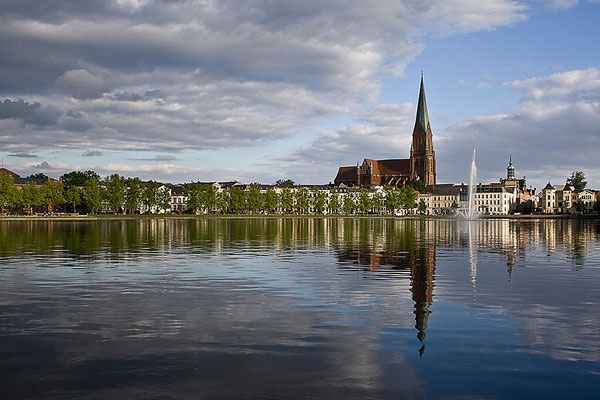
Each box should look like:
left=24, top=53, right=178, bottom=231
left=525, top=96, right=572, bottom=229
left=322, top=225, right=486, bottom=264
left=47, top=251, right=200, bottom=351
left=335, top=166, right=357, bottom=182
left=364, top=158, right=411, bottom=176
left=543, top=182, right=555, bottom=190
left=429, top=184, right=460, bottom=196
left=0, top=168, right=20, bottom=178
left=415, top=74, right=430, bottom=137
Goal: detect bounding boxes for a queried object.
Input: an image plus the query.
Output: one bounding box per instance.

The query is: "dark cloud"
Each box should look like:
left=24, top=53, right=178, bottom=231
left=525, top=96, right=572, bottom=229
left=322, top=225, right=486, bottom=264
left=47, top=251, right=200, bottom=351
left=82, top=150, right=103, bottom=157
left=8, top=152, right=37, bottom=158
left=0, top=99, right=61, bottom=126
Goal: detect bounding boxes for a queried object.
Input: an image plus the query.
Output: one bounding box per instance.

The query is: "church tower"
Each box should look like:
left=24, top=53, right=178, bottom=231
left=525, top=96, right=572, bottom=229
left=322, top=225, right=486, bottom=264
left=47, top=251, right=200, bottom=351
left=410, top=74, right=436, bottom=186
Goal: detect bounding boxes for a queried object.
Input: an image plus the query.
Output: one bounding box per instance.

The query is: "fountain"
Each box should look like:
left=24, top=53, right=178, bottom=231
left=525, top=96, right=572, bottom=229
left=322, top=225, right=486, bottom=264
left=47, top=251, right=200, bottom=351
left=457, top=148, right=480, bottom=220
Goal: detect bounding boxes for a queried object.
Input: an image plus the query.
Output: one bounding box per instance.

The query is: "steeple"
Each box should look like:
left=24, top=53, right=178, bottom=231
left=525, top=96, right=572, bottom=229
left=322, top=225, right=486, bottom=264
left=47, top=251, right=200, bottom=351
left=416, top=72, right=430, bottom=136
left=507, top=153, right=515, bottom=180
left=410, top=73, right=436, bottom=187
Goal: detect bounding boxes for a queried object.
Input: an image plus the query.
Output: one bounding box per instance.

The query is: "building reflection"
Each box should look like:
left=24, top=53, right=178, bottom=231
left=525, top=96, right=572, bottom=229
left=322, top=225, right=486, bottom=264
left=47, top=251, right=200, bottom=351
left=331, top=219, right=436, bottom=356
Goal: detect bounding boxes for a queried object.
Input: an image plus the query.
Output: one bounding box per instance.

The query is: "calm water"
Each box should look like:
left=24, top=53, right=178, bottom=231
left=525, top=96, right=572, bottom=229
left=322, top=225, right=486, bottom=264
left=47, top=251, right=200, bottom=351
left=1, top=218, right=599, bottom=399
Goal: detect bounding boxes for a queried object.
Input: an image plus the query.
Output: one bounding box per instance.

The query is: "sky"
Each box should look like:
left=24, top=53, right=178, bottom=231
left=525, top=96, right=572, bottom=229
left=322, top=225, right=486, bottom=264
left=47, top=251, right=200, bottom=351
left=1, top=0, right=599, bottom=191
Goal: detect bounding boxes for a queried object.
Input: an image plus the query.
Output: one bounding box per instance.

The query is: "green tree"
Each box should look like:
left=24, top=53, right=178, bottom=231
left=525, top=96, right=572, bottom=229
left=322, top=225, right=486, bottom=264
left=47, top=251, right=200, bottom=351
left=184, top=183, right=202, bottom=213
left=247, top=186, right=263, bottom=213
left=215, top=191, right=229, bottom=213
left=84, top=178, right=102, bottom=214
left=25, top=172, right=49, bottom=180
left=418, top=199, right=427, bottom=215
left=312, top=187, right=327, bottom=214
left=61, top=170, right=100, bottom=188
left=372, top=192, right=384, bottom=215
left=295, top=187, right=310, bottom=214
left=65, top=186, right=83, bottom=213
left=280, top=188, right=294, bottom=214
left=399, top=186, right=417, bottom=210
left=275, top=179, right=295, bottom=188
left=142, top=180, right=160, bottom=213
left=411, top=179, right=425, bottom=192
left=201, top=185, right=218, bottom=213
left=329, top=191, right=340, bottom=215
left=21, top=182, right=43, bottom=215
left=157, top=186, right=172, bottom=213
left=229, top=187, right=247, bottom=213
left=103, top=174, right=126, bottom=214
left=567, top=171, right=587, bottom=191
left=264, top=189, right=279, bottom=214
left=41, top=180, right=65, bottom=213
left=0, top=174, right=21, bottom=213
left=385, top=187, right=400, bottom=214
left=357, top=189, right=371, bottom=214
left=124, top=177, right=143, bottom=214
left=343, top=192, right=355, bottom=215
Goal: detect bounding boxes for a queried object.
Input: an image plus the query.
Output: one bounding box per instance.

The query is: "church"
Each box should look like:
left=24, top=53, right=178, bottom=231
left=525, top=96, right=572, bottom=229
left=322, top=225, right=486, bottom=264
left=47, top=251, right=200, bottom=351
left=334, top=75, right=437, bottom=188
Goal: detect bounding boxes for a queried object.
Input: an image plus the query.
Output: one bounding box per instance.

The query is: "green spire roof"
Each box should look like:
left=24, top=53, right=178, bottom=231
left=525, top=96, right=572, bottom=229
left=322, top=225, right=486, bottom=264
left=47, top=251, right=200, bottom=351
left=416, top=73, right=430, bottom=133
left=507, top=154, right=514, bottom=170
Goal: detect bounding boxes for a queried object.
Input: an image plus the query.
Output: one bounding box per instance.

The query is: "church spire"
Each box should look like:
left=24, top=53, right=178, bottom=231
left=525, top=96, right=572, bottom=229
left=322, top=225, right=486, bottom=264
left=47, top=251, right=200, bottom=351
left=416, top=72, right=430, bottom=134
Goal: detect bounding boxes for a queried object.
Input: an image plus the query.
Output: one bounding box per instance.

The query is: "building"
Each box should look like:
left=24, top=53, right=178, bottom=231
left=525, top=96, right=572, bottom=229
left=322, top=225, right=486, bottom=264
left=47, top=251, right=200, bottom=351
left=334, top=74, right=436, bottom=188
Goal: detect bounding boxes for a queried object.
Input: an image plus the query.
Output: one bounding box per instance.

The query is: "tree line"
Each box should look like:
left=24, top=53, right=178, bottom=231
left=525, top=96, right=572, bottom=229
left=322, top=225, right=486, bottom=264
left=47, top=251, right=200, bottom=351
left=0, top=170, right=421, bottom=215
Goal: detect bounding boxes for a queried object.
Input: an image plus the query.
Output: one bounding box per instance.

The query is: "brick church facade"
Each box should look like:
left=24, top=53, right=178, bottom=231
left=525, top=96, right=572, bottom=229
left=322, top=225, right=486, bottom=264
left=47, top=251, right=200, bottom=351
left=334, top=75, right=437, bottom=188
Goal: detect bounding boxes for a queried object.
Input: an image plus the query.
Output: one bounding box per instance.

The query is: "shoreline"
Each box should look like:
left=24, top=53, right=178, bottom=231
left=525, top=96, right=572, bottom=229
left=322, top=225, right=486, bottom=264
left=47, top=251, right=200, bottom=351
left=0, top=213, right=597, bottom=221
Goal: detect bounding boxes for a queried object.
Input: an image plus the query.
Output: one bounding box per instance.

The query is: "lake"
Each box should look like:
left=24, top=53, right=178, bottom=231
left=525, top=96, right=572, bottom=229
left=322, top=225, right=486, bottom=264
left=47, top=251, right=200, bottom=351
left=1, top=218, right=599, bottom=399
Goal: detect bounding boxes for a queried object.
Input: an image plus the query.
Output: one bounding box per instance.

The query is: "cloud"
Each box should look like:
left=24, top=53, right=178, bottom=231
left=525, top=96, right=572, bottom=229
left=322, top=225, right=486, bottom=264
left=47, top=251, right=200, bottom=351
left=31, top=161, right=51, bottom=169
left=132, top=155, right=179, bottom=162
left=477, top=81, right=493, bottom=88
left=82, top=150, right=103, bottom=157
left=0, top=99, right=61, bottom=126
left=504, top=67, right=600, bottom=101
left=8, top=152, right=37, bottom=158
left=55, top=69, right=109, bottom=100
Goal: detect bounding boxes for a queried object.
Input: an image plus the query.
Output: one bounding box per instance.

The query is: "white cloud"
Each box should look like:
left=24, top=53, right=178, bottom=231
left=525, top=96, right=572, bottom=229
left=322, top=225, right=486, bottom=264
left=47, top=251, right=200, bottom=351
left=505, top=67, right=600, bottom=101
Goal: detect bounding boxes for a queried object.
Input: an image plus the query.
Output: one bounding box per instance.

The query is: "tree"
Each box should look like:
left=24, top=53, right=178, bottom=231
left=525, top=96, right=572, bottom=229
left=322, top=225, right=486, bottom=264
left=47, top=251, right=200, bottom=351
left=295, top=187, right=310, bottom=214
left=418, top=199, right=427, bottom=215
left=247, top=186, right=264, bottom=213
left=385, top=187, right=400, bottom=214
left=103, top=174, right=126, bottom=214
left=411, top=179, right=425, bottom=192
left=25, top=173, right=49, bottom=180
left=567, top=171, right=587, bottom=191
left=280, top=188, right=294, bottom=214
left=399, top=186, right=417, bottom=210
left=84, top=178, right=102, bottom=214
left=65, top=186, right=83, bottom=213
left=41, top=180, right=65, bottom=213
left=343, top=192, right=355, bottom=215
left=594, top=200, right=600, bottom=213
left=215, top=191, right=228, bottom=213
left=229, top=187, right=247, bottom=213
left=312, top=187, right=327, bottom=214
left=21, top=182, right=43, bottom=215
left=0, top=174, right=21, bottom=213
left=329, top=191, right=340, bottom=214
left=184, top=183, right=202, bottom=213
left=124, top=177, right=142, bottom=214
left=61, top=170, right=100, bottom=188
left=275, top=179, right=295, bottom=188
left=142, top=181, right=160, bottom=213
left=201, top=185, right=218, bottom=213
left=157, top=186, right=172, bottom=213
left=264, top=189, right=279, bottom=214
left=372, top=192, right=384, bottom=215
left=357, top=189, right=371, bottom=214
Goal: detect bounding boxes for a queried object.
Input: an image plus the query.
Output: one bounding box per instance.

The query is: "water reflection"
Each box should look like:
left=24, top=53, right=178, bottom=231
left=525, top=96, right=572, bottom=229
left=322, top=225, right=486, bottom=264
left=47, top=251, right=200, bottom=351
left=1, top=218, right=599, bottom=398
